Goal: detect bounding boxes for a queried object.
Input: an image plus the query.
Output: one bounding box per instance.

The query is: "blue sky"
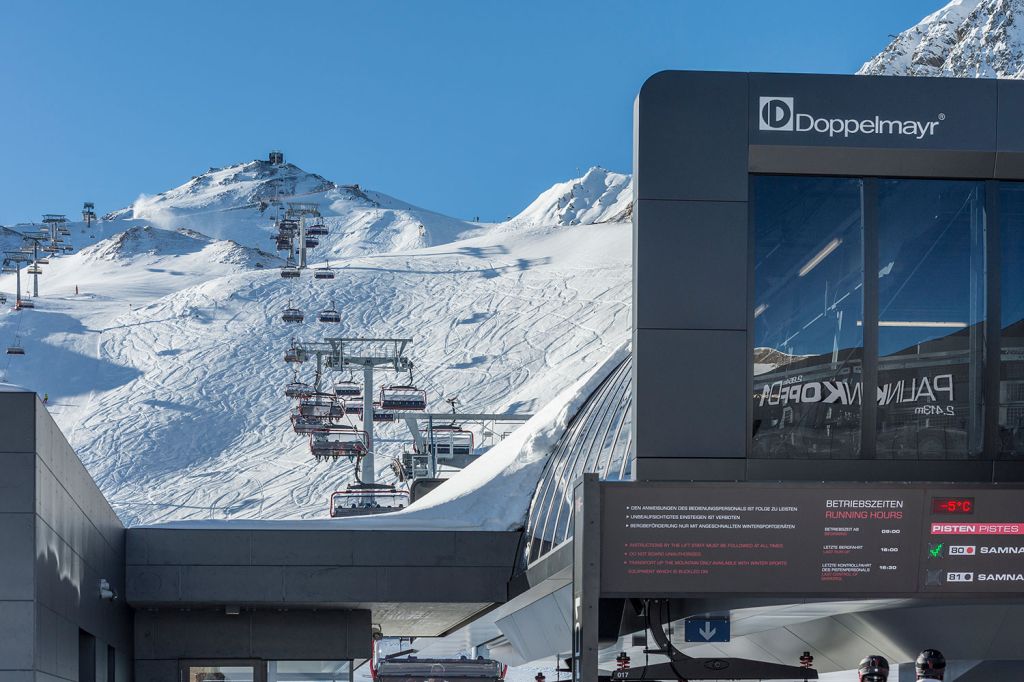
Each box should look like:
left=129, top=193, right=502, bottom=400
left=0, top=0, right=941, bottom=224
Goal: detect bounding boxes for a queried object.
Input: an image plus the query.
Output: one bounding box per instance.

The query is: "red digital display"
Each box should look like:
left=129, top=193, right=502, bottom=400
left=931, top=497, right=974, bottom=514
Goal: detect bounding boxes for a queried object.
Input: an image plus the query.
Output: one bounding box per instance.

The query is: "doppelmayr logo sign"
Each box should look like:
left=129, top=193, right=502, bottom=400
left=759, top=96, right=945, bottom=140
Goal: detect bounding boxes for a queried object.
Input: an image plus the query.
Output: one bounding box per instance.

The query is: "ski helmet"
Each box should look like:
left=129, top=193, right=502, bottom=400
left=858, top=655, right=890, bottom=682
left=916, top=649, right=946, bottom=679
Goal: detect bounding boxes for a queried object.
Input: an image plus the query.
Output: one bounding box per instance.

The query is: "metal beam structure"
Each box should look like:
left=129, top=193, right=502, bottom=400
left=291, top=337, right=414, bottom=482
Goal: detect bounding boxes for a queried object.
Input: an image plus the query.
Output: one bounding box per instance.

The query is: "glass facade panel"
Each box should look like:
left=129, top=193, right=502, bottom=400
left=752, top=176, right=864, bottom=459
left=1000, top=184, right=1024, bottom=457
left=877, top=180, right=985, bottom=459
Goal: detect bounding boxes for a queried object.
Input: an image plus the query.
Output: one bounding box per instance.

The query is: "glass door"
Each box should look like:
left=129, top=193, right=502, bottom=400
left=181, top=661, right=263, bottom=682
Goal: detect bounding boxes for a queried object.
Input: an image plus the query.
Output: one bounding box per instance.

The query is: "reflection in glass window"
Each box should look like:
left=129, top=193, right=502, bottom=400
left=752, top=176, right=864, bottom=459
left=1001, top=184, right=1024, bottom=458
left=877, top=180, right=985, bottom=459
left=268, top=661, right=351, bottom=682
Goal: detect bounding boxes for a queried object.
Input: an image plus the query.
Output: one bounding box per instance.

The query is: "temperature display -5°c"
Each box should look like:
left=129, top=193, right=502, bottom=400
left=931, top=497, right=974, bottom=515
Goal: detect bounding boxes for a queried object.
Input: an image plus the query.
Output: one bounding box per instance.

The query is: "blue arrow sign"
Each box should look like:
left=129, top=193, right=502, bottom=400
left=684, top=616, right=730, bottom=643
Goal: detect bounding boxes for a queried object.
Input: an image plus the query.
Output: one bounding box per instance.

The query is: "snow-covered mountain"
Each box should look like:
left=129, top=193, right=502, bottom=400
left=0, top=159, right=631, bottom=526
left=505, top=166, right=632, bottom=229
left=104, top=158, right=484, bottom=258
left=859, top=0, right=1024, bottom=77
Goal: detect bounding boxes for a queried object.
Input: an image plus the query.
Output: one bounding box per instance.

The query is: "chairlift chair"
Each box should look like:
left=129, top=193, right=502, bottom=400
left=318, top=305, right=341, bottom=324
left=379, top=385, right=427, bottom=411
left=328, top=482, right=408, bottom=517
left=422, top=425, right=475, bottom=458
left=16, top=299, right=34, bottom=309
left=62, top=246, right=73, bottom=252
left=6, top=340, right=25, bottom=355
left=280, top=264, right=300, bottom=278
left=313, top=265, right=335, bottom=280
left=297, top=394, right=336, bottom=418
left=281, top=305, right=304, bottom=323
left=35, top=258, right=49, bottom=265
left=333, top=380, right=361, bottom=397
left=291, top=412, right=328, bottom=435
left=283, top=345, right=307, bottom=363
left=311, top=426, right=369, bottom=460
left=27, top=266, right=42, bottom=275
left=275, top=238, right=291, bottom=252
left=284, top=381, right=314, bottom=399
left=304, top=237, right=319, bottom=249
left=306, top=223, right=329, bottom=237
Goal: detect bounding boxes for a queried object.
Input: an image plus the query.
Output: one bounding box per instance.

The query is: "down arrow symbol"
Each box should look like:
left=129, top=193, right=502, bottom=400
left=698, top=621, right=717, bottom=641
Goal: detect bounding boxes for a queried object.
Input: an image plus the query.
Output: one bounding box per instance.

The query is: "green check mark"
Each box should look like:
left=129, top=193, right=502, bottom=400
left=929, top=544, right=943, bottom=558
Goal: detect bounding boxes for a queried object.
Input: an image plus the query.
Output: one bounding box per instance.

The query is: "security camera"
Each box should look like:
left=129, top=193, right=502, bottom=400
left=371, top=624, right=384, bottom=641
left=99, top=579, right=118, bottom=601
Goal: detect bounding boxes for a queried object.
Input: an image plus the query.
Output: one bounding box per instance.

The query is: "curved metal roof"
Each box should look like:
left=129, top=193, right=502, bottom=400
left=521, top=354, right=633, bottom=568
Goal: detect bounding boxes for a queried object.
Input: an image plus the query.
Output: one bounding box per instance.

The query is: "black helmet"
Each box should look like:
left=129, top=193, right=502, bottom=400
left=858, top=655, right=889, bottom=682
left=916, top=649, right=946, bottom=679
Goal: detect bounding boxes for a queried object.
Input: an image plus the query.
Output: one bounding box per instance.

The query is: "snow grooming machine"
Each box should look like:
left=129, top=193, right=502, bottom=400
left=372, top=656, right=506, bottom=682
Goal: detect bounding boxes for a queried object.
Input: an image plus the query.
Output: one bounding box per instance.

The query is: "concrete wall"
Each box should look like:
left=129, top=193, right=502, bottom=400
left=0, top=391, right=132, bottom=682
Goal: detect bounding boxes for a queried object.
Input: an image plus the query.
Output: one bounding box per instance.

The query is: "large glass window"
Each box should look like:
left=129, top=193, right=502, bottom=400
left=1001, top=184, right=1024, bottom=457
left=877, top=180, right=985, bottom=459
left=752, top=176, right=864, bottom=459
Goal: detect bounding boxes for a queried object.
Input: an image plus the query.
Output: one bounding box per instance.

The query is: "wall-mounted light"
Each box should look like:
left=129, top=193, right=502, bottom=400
left=99, top=579, right=117, bottom=601
left=798, top=238, right=843, bottom=278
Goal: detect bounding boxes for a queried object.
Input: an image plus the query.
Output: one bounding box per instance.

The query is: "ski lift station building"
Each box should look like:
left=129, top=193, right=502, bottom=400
left=9, top=71, right=1024, bottom=681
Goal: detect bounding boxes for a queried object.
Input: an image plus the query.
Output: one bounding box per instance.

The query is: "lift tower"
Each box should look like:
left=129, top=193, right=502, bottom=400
left=287, top=202, right=320, bottom=269
left=2, top=250, right=32, bottom=308
left=82, top=203, right=96, bottom=232
left=288, top=338, right=414, bottom=482
left=20, top=236, right=46, bottom=298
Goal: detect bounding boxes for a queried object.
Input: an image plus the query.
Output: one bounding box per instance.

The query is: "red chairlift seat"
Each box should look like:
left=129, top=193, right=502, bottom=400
left=311, top=426, right=369, bottom=460
left=379, top=385, right=427, bottom=411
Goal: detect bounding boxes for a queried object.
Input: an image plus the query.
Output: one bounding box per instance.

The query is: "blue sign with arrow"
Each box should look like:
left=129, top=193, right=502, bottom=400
left=683, top=616, right=730, bottom=643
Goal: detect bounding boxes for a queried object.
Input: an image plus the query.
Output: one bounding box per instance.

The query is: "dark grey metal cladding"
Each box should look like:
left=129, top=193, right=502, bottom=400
left=996, top=79, right=1024, bottom=177
left=748, top=73, right=998, bottom=150
left=633, top=329, right=747, bottom=462
left=134, top=609, right=371, bottom=682
left=0, top=391, right=132, bottom=682
left=634, top=70, right=748, bottom=203
left=126, top=528, right=520, bottom=606
left=633, top=200, right=747, bottom=331
left=632, top=71, right=750, bottom=478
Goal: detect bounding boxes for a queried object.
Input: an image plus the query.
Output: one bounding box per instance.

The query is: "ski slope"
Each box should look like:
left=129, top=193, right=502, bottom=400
left=0, top=158, right=632, bottom=527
